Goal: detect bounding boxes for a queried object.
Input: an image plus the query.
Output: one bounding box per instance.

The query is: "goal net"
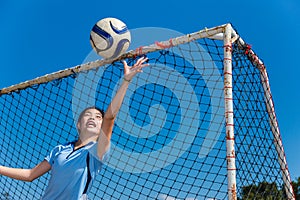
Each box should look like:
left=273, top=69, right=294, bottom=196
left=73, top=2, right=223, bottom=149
left=0, top=24, right=295, bottom=199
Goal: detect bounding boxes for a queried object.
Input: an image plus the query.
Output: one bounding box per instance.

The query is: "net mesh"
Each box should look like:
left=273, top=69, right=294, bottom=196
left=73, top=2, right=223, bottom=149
left=0, top=30, right=293, bottom=199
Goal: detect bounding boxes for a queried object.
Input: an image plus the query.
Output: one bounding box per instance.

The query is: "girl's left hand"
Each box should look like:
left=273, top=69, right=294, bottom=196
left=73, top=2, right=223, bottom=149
left=122, top=57, right=149, bottom=82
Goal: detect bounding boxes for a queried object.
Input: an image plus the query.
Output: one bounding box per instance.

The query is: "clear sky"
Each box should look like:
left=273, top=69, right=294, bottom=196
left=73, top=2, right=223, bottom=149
left=0, top=0, right=299, bottom=183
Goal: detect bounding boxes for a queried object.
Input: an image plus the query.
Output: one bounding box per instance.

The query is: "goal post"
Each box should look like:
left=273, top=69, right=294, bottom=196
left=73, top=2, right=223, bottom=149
left=0, top=23, right=295, bottom=199
left=223, top=24, right=237, bottom=200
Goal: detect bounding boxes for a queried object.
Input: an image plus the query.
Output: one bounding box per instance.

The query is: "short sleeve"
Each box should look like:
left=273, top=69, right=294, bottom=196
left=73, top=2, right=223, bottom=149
left=87, top=142, right=110, bottom=163
left=87, top=142, right=110, bottom=176
left=45, top=145, right=62, bottom=166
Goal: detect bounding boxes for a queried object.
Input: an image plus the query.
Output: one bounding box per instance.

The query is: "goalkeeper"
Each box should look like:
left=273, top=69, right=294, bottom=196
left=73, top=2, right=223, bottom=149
left=0, top=57, right=149, bottom=200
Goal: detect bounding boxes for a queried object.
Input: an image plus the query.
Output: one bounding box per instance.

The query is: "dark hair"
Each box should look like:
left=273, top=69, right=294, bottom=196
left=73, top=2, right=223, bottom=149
left=77, top=106, right=105, bottom=123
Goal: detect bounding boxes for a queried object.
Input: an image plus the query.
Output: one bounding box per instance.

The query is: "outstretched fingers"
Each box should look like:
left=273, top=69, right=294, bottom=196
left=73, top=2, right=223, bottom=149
left=135, top=56, right=148, bottom=65
left=133, top=57, right=149, bottom=71
left=122, top=56, right=149, bottom=81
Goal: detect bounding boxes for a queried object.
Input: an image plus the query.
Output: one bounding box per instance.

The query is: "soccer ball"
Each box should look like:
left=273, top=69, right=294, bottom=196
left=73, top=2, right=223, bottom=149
left=90, top=17, right=131, bottom=59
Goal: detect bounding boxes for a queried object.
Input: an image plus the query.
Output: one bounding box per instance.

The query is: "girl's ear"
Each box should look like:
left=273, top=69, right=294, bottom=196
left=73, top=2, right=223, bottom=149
left=77, top=122, right=81, bottom=131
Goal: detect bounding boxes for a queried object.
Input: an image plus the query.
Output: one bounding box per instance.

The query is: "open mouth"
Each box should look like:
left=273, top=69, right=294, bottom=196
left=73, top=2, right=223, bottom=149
left=86, top=121, right=96, bottom=127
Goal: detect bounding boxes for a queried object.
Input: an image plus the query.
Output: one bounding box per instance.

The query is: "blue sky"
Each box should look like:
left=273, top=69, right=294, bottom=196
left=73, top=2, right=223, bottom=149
left=0, top=0, right=299, bottom=185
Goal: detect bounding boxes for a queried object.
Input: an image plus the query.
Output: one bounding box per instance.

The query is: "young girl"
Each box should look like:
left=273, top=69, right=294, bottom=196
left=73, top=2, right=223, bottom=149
left=0, top=57, right=149, bottom=199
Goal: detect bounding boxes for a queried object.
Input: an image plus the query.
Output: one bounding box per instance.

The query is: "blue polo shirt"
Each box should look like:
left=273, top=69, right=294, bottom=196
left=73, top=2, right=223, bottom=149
left=42, top=141, right=109, bottom=200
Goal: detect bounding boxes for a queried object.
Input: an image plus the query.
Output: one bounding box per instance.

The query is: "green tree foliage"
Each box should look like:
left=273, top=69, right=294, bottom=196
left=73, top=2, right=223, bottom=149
left=239, top=181, right=284, bottom=200
left=239, top=177, right=300, bottom=200
left=292, top=177, right=300, bottom=200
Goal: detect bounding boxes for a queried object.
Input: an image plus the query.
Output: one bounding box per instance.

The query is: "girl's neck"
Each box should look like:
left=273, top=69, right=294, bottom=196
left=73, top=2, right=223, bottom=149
left=75, top=135, right=98, bottom=149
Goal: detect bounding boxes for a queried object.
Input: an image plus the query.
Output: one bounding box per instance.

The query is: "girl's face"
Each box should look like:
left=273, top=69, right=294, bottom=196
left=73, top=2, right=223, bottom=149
left=77, top=108, right=103, bottom=135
